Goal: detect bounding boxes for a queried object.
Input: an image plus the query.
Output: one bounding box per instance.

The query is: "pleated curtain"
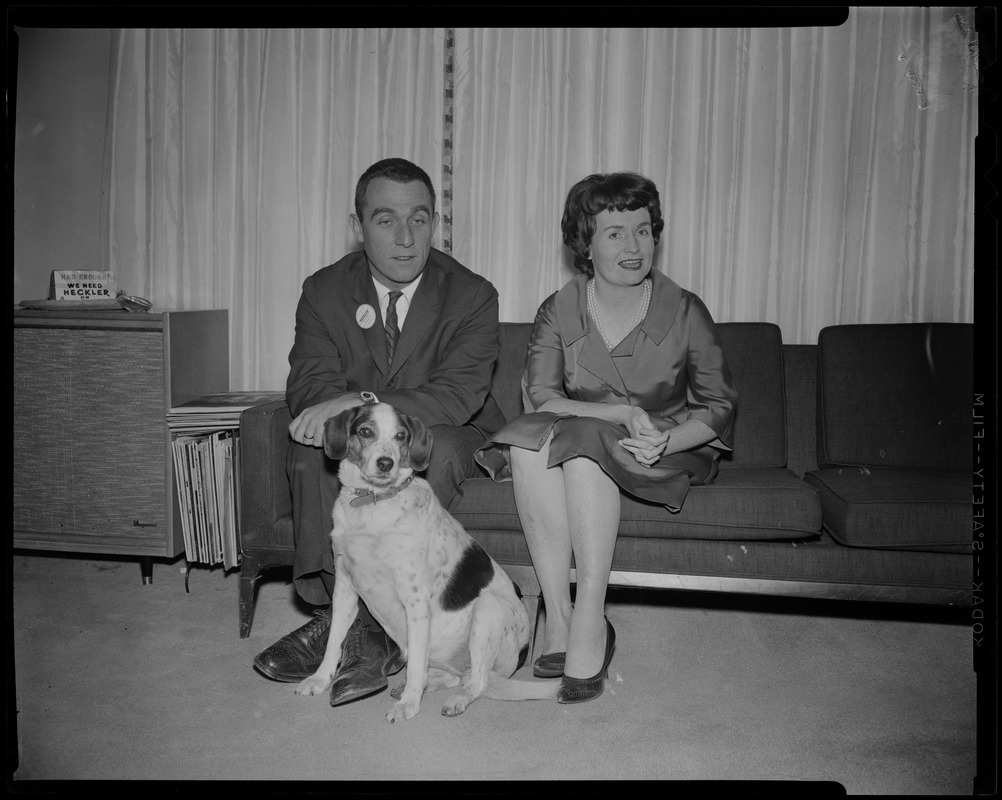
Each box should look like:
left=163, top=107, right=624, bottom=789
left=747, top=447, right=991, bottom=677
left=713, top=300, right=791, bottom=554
left=103, top=10, right=978, bottom=391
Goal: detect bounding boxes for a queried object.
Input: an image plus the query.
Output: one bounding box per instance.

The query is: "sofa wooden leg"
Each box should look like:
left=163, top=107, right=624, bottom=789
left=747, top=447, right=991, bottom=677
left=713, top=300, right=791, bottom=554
left=239, top=556, right=261, bottom=639
left=502, top=564, right=543, bottom=666
left=524, top=595, right=543, bottom=665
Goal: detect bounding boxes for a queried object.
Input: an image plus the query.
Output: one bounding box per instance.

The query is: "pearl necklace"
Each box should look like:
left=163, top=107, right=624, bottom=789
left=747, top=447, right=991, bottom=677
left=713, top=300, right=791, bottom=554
left=587, top=278, right=652, bottom=351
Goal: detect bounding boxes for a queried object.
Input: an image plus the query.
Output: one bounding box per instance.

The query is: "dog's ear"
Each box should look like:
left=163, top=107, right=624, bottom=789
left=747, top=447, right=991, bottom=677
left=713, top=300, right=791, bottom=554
left=323, top=407, right=359, bottom=460
left=400, top=412, right=433, bottom=472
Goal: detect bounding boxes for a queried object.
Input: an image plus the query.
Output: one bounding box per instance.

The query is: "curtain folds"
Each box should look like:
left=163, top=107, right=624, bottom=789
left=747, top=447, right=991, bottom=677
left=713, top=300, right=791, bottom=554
left=104, top=10, right=977, bottom=391
left=105, top=28, right=444, bottom=389
left=451, top=12, right=977, bottom=334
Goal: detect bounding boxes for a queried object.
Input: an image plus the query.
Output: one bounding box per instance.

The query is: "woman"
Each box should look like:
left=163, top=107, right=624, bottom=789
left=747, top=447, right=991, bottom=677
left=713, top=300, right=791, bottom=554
left=475, top=172, right=737, bottom=704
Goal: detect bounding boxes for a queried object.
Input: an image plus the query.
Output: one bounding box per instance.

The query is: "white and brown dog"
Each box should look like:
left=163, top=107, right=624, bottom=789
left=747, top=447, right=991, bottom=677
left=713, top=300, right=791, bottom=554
left=295, top=401, right=557, bottom=722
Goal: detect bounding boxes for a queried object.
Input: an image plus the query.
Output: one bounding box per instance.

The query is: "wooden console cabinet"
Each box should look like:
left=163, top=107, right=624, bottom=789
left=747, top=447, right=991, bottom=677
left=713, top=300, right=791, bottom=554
left=13, top=309, right=229, bottom=577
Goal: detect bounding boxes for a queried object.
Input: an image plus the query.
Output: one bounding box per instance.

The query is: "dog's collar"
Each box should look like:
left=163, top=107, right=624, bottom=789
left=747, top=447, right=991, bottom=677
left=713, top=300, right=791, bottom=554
left=348, top=474, right=415, bottom=507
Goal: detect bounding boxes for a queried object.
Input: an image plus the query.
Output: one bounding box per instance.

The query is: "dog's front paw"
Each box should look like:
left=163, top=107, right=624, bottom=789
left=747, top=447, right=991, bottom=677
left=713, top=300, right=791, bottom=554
left=295, top=672, right=333, bottom=696
left=386, top=698, right=421, bottom=723
left=441, top=692, right=474, bottom=717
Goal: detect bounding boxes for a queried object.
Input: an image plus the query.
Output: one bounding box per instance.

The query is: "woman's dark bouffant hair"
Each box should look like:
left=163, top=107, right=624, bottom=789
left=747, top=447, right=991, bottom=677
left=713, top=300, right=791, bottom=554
left=561, top=172, right=665, bottom=277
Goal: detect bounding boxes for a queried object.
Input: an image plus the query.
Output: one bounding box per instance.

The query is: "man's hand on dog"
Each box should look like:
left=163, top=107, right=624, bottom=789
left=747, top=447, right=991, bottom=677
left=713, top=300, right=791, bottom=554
left=289, top=394, right=367, bottom=446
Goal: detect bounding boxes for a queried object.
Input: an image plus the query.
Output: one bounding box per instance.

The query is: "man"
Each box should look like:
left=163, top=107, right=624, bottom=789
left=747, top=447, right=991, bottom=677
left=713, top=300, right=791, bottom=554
left=253, top=158, right=505, bottom=705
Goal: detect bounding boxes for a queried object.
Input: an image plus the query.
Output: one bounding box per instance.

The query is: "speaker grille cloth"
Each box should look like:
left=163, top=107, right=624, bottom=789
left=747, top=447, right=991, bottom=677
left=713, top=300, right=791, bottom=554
left=14, top=328, right=168, bottom=542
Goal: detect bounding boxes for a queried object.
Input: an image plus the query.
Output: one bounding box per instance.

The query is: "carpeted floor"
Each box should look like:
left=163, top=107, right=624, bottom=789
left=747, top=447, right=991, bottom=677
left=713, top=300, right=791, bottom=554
left=8, top=551, right=980, bottom=792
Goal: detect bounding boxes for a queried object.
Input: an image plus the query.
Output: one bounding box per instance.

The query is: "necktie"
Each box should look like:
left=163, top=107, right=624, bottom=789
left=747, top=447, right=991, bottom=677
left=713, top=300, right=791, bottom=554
left=385, top=290, right=403, bottom=364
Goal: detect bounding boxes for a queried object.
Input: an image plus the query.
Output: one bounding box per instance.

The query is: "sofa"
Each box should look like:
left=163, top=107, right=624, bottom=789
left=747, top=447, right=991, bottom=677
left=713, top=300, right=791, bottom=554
left=238, top=322, right=973, bottom=641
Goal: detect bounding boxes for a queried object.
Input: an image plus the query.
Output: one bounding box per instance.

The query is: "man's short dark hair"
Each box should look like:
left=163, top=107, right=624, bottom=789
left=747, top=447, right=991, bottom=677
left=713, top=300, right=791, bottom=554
left=354, top=158, right=437, bottom=219
left=561, top=172, right=665, bottom=277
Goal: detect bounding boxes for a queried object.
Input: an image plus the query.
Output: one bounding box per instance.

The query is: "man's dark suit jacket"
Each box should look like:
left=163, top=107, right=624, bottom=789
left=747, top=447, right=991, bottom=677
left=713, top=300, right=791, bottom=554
left=286, top=247, right=505, bottom=436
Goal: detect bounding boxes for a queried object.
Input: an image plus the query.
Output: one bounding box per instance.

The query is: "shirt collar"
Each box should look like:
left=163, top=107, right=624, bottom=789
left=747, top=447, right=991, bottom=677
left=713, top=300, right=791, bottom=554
left=371, top=271, right=423, bottom=307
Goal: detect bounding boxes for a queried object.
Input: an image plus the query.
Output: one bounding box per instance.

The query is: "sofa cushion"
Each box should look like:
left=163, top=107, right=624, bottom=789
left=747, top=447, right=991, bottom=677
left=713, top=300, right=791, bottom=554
left=493, top=323, right=533, bottom=423
left=716, top=323, right=787, bottom=469
left=465, top=527, right=970, bottom=603
left=804, top=468, right=969, bottom=553
left=453, top=466, right=822, bottom=542
left=816, top=323, right=973, bottom=470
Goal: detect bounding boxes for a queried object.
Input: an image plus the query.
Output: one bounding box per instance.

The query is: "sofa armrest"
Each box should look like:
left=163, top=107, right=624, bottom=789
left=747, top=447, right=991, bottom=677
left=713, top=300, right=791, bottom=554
left=239, top=399, right=293, bottom=550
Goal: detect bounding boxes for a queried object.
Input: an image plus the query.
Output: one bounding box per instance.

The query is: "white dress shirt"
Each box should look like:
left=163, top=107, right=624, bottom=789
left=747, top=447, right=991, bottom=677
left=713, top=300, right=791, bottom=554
left=372, top=272, right=423, bottom=331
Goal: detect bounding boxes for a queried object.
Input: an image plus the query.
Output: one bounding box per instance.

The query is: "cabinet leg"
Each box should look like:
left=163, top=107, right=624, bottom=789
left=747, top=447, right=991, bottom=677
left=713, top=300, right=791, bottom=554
left=140, top=557, right=153, bottom=585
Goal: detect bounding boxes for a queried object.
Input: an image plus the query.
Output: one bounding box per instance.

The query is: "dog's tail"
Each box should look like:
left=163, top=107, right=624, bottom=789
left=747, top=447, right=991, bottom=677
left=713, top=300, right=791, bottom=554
left=483, top=675, right=561, bottom=702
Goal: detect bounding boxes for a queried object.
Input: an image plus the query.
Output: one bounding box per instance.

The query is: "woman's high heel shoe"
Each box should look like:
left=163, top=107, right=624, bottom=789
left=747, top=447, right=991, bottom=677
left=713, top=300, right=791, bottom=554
left=556, top=618, right=616, bottom=704
left=532, top=651, right=566, bottom=678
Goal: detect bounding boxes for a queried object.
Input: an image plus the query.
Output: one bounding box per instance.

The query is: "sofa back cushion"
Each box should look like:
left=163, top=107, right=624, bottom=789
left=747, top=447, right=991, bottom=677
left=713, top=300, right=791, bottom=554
left=494, top=323, right=534, bottom=423
left=816, top=323, right=973, bottom=470
left=491, top=321, right=786, bottom=469
left=716, top=322, right=787, bottom=469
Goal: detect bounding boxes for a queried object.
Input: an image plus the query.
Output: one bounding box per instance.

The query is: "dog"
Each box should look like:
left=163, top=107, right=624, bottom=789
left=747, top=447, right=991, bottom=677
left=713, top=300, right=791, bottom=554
left=294, top=401, right=558, bottom=722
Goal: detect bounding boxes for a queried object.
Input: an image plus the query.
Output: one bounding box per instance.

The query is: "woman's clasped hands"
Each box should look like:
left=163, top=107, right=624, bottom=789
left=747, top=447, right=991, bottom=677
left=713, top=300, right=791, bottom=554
left=617, top=406, right=670, bottom=467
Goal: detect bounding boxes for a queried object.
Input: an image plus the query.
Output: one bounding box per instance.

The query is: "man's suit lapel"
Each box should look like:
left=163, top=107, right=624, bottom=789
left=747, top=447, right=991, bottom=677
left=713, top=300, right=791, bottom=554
left=349, top=259, right=390, bottom=376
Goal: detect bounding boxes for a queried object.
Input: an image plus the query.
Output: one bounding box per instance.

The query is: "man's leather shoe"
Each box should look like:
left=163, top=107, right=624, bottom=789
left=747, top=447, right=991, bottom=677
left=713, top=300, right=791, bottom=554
left=330, top=619, right=406, bottom=706
left=253, top=608, right=331, bottom=682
